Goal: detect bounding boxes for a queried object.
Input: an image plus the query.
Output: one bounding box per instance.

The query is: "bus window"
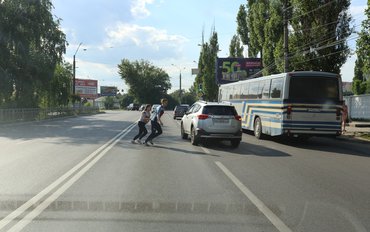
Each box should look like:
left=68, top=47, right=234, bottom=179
left=229, top=86, right=234, bottom=99
left=248, top=82, right=259, bottom=99
left=235, top=85, right=241, bottom=99
left=289, top=76, right=339, bottom=100
left=262, top=80, right=271, bottom=99
left=270, top=78, right=283, bottom=99
left=240, top=83, right=249, bottom=99
left=218, top=89, right=223, bottom=101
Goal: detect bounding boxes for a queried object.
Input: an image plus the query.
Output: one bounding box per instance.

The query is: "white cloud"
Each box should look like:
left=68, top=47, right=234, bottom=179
left=130, top=0, right=155, bottom=19
left=102, top=22, right=188, bottom=59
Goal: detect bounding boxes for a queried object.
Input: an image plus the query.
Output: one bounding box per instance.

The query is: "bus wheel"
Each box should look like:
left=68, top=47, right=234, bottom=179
left=254, top=117, right=263, bottom=139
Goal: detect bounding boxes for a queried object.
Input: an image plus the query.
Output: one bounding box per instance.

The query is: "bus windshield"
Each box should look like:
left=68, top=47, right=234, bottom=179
left=289, top=76, right=339, bottom=101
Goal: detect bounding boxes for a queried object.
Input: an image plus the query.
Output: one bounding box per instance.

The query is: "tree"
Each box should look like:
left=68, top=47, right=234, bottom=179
left=353, top=0, right=370, bottom=94
left=198, top=29, right=220, bottom=101
left=170, top=88, right=196, bottom=106
left=237, top=4, right=249, bottom=46
left=247, top=0, right=268, bottom=58
left=0, top=0, right=66, bottom=108
left=117, top=59, right=171, bottom=104
left=262, top=0, right=284, bottom=74
left=49, top=62, right=72, bottom=107
left=229, top=34, right=244, bottom=58
left=289, top=0, right=352, bottom=73
left=104, top=97, right=114, bottom=110
left=119, top=94, right=134, bottom=109
left=353, top=56, right=365, bottom=94
left=242, top=0, right=352, bottom=74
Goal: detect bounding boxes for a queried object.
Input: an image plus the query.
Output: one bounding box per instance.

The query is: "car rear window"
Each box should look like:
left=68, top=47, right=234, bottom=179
left=176, top=106, right=188, bottom=110
left=202, top=106, right=236, bottom=115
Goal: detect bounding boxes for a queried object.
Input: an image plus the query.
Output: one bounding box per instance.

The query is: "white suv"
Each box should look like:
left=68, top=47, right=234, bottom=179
left=180, top=101, right=242, bottom=147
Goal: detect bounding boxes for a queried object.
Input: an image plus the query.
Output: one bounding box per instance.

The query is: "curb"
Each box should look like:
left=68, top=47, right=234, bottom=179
left=337, top=134, right=370, bottom=144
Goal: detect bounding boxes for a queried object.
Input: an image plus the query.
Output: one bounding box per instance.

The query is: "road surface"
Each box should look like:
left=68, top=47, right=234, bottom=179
left=0, top=110, right=369, bottom=232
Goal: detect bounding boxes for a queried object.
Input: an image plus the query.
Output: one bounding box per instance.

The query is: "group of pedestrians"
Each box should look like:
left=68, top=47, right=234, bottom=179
left=131, top=98, right=168, bottom=146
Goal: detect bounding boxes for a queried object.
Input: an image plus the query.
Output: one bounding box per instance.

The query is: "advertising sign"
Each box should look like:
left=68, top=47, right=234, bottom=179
left=216, top=58, right=263, bottom=84
left=100, top=86, right=118, bottom=96
left=75, top=79, right=98, bottom=99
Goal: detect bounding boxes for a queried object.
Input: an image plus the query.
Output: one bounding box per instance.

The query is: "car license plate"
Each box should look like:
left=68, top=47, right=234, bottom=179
left=213, top=119, right=228, bottom=124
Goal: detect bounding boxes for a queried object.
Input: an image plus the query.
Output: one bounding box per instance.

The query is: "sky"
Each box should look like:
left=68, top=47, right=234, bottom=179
left=52, top=0, right=368, bottom=94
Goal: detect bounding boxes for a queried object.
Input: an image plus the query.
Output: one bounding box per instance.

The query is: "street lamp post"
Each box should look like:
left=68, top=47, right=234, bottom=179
left=171, top=64, right=185, bottom=104
left=72, top=42, right=86, bottom=95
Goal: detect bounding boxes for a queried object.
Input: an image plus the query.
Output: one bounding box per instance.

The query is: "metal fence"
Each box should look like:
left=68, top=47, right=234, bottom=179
left=344, top=94, right=370, bottom=120
left=0, top=106, right=100, bottom=124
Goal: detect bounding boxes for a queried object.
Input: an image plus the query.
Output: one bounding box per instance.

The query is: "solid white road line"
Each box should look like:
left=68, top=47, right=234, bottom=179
left=0, top=123, right=136, bottom=231
left=215, top=161, right=293, bottom=232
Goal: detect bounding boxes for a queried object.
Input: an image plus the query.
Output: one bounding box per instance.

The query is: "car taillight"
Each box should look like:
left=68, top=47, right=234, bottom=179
left=197, top=114, right=209, bottom=120
left=234, top=115, right=242, bottom=121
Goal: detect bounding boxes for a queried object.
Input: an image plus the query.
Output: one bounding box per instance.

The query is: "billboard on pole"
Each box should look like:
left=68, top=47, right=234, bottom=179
left=216, top=58, right=263, bottom=84
left=100, top=86, right=118, bottom=96
left=75, top=79, right=98, bottom=99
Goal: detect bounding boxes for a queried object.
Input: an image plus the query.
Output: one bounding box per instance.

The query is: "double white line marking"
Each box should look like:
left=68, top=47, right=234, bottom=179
left=0, top=123, right=136, bottom=232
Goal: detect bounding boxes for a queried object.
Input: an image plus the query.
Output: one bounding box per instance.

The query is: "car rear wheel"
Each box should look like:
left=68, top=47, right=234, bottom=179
left=181, top=123, right=188, bottom=139
left=190, top=126, right=199, bottom=145
left=254, top=117, right=264, bottom=139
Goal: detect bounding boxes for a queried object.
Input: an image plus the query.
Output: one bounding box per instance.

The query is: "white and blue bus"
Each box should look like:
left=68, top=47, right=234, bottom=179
left=218, top=71, right=343, bottom=139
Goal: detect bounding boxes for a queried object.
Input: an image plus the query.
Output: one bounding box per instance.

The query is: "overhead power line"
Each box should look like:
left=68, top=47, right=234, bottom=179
left=290, top=0, right=338, bottom=21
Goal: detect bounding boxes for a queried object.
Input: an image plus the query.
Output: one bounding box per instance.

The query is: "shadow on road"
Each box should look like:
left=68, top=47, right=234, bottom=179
left=269, top=135, right=370, bottom=158
left=154, top=145, right=220, bottom=157
left=0, top=114, right=134, bottom=146
left=200, top=140, right=291, bottom=157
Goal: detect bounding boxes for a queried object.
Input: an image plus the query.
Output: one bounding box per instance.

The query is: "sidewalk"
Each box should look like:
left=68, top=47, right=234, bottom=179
left=345, top=121, right=370, bottom=134
left=341, top=121, right=370, bottom=142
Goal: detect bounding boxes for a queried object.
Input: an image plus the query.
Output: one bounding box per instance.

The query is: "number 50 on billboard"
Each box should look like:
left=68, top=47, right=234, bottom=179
left=216, top=58, right=262, bottom=84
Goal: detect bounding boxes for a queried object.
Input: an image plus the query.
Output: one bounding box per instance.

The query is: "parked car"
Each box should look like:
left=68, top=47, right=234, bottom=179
left=127, top=103, right=140, bottom=111
left=180, top=101, right=242, bottom=147
left=139, top=104, right=146, bottom=111
left=173, top=104, right=189, bottom=119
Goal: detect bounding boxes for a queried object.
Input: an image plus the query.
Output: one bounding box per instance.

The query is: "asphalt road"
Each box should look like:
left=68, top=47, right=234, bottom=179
left=0, top=110, right=369, bottom=232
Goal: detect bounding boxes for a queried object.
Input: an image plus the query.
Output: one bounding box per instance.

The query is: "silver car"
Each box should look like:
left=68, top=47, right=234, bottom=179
left=180, top=101, right=242, bottom=147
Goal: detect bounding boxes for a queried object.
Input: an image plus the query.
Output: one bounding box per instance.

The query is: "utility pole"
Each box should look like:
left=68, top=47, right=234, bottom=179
left=171, top=64, right=185, bottom=105
left=284, top=0, right=289, bottom=72
left=73, top=42, right=85, bottom=94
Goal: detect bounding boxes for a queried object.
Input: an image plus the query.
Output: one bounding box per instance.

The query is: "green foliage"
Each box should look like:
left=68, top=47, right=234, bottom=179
left=169, top=88, right=197, bottom=106
left=353, top=0, right=370, bottom=92
left=229, top=34, right=244, bottom=58
left=70, top=94, right=81, bottom=104
left=366, top=79, right=370, bottom=94
left=236, top=4, right=249, bottom=45
left=352, top=79, right=367, bottom=95
left=49, top=62, right=72, bottom=107
left=247, top=1, right=268, bottom=58
left=0, top=0, right=66, bottom=108
left=289, top=0, right=352, bottom=73
left=119, top=94, right=134, bottom=109
left=242, top=0, right=351, bottom=74
left=163, top=94, right=177, bottom=110
left=118, top=59, right=171, bottom=104
left=354, top=55, right=365, bottom=82
left=84, top=102, right=92, bottom=107
left=195, top=30, right=219, bottom=101
left=104, top=96, right=114, bottom=110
